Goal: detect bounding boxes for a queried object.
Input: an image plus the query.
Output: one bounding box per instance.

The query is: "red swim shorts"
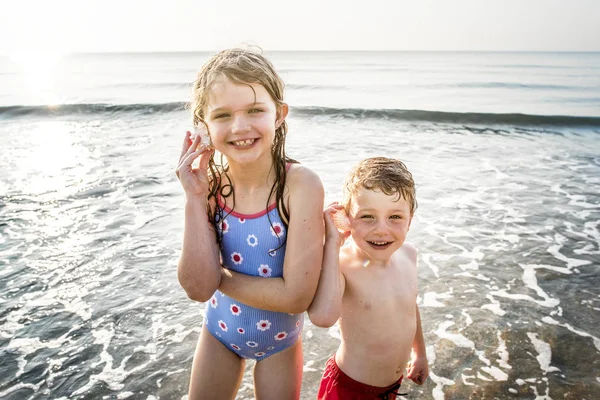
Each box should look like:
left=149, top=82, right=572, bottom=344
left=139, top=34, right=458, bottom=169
left=317, top=356, right=404, bottom=400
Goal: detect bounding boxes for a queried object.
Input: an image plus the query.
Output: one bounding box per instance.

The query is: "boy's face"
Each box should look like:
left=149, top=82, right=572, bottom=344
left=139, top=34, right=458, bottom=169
left=348, top=187, right=413, bottom=263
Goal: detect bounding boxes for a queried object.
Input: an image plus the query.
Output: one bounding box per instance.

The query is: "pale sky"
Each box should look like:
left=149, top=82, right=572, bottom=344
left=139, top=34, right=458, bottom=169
left=2, top=0, right=599, bottom=55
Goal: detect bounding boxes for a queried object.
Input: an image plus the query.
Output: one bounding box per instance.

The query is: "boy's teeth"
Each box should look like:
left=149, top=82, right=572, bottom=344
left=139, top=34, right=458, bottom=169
left=370, top=241, right=388, bottom=245
left=233, top=139, right=255, bottom=146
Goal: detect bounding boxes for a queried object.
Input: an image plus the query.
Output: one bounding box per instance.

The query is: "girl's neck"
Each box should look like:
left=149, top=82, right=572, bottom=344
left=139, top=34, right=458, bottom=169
left=226, top=156, right=275, bottom=192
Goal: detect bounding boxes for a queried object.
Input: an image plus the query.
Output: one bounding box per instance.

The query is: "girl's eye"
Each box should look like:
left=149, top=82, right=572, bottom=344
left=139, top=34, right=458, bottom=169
left=360, top=215, right=374, bottom=219
left=390, top=215, right=402, bottom=220
left=215, top=113, right=230, bottom=119
left=248, top=108, right=263, bottom=114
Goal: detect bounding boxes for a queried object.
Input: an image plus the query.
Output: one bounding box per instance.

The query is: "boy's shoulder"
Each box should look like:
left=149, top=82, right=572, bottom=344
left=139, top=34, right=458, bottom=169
left=398, top=241, right=418, bottom=264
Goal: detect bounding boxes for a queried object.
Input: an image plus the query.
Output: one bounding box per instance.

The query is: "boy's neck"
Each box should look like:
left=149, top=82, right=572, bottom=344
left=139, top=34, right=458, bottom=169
left=350, top=242, right=394, bottom=268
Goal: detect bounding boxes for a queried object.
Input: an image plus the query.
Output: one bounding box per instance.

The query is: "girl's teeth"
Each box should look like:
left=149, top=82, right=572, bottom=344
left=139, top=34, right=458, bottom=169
left=233, top=139, right=255, bottom=146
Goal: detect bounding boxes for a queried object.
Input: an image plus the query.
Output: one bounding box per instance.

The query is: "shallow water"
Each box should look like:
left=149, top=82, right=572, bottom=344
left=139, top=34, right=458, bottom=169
left=1, top=52, right=599, bottom=399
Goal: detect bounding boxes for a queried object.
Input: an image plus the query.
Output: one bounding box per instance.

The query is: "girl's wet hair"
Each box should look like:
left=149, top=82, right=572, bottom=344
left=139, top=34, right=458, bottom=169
left=190, top=48, right=296, bottom=246
left=342, top=157, right=418, bottom=215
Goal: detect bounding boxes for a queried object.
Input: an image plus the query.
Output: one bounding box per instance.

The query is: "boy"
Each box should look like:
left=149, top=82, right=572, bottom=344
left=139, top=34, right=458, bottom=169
left=308, top=157, right=428, bottom=399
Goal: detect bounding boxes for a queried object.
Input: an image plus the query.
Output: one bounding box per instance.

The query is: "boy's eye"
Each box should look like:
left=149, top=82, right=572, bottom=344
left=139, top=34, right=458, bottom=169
left=214, top=113, right=230, bottom=119
left=360, top=215, right=374, bottom=219
left=390, top=215, right=402, bottom=220
left=248, top=108, right=263, bottom=114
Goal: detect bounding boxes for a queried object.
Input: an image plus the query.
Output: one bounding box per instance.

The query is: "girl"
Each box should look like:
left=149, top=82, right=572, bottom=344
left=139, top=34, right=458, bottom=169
left=175, top=48, right=324, bottom=400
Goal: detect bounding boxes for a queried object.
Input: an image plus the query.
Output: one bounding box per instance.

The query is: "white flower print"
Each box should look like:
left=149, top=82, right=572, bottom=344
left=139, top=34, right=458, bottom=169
left=256, top=320, right=271, bottom=331
left=238, top=217, right=246, bottom=224
left=246, top=341, right=258, bottom=348
left=268, top=249, right=277, bottom=257
left=219, top=218, right=230, bottom=234
left=237, top=327, right=245, bottom=334
left=270, top=222, right=285, bottom=238
left=247, top=234, right=258, bottom=247
left=231, top=344, right=241, bottom=351
left=230, top=304, right=241, bottom=316
left=215, top=332, right=221, bottom=338
left=231, top=252, right=243, bottom=265
left=296, top=320, right=301, bottom=328
left=209, top=296, right=218, bottom=308
left=254, top=352, right=266, bottom=357
left=267, top=346, right=275, bottom=351
left=258, top=264, right=272, bottom=277
left=218, top=320, right=228, bottom=332
left=274, top=331, right=288, bottom=341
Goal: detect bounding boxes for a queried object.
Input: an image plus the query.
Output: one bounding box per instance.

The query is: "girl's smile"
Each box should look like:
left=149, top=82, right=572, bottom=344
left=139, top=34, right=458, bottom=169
left=204, top=76, right=286, bottom=166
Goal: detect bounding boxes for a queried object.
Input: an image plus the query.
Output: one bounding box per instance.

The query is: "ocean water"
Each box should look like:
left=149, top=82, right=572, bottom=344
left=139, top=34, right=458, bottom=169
left=0, top=51, right=599, bottom=399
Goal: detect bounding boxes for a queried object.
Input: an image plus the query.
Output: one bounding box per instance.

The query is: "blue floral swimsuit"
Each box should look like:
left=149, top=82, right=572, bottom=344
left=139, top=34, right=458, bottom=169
left=204, top=201, right=303, bottom=361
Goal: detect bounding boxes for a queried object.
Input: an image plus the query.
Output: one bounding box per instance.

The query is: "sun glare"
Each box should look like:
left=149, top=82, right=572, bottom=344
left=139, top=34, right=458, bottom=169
left=9, top=51, right=66, bottom=105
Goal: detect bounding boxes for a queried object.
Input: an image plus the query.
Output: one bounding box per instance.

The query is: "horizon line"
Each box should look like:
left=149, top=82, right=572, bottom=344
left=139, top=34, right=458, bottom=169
left=2, top=49, right=600, bottom=56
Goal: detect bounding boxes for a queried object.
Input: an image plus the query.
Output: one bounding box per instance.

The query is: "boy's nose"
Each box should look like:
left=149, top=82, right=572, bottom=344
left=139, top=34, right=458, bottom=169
left=372, top=220, right=388, bottom=234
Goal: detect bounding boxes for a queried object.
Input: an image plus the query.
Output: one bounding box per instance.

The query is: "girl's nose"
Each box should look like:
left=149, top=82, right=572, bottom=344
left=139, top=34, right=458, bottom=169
left=231, top=114, right=250, bottom=133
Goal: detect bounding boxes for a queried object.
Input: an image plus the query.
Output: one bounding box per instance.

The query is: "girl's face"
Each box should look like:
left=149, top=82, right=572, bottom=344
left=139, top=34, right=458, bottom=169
left=203, top=75, right=287, bottom=167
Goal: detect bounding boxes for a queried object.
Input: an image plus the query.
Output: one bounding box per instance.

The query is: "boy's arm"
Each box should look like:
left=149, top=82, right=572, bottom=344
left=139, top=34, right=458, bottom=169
left=407, top=305, right=429, bottom=385
left=217, top=166, right=325, bottom=313
left=307, top=203, right=349, bottom=327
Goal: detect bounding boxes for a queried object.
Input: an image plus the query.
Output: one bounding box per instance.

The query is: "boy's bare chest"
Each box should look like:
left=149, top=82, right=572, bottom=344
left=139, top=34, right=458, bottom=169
left=343, top=267, right=417, bottom=314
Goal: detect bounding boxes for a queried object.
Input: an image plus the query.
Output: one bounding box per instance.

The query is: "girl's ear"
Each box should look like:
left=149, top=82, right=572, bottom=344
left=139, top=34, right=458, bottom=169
left=276, top=103, right=289, bottom=128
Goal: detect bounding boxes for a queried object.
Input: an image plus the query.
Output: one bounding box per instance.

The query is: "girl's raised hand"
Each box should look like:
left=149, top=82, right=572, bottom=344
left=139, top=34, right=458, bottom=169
left=175, top=131, right=214, bottom=199
left=324, top=202, right=351, bottom=248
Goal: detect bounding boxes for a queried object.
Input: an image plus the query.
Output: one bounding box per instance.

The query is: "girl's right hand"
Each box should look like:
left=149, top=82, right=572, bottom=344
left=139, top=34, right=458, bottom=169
left=175, top=131, right=214, bottom=199
left=324, top=202, right=351, bottom=248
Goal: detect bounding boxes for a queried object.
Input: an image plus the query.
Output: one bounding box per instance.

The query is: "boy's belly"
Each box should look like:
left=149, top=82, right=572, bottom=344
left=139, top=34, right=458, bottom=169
left=336, top=316, right=416, bottom=386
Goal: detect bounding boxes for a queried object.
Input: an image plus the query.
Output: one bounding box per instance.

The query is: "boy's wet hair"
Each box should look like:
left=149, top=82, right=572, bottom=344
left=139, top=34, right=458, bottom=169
left=342, top=157, right=417, bottom=214
left=189, top=47, right=296, bottom=247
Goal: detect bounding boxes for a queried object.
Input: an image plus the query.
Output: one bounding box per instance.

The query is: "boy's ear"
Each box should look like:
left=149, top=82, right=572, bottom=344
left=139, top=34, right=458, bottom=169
left=276, top=103, right=289, bottom=128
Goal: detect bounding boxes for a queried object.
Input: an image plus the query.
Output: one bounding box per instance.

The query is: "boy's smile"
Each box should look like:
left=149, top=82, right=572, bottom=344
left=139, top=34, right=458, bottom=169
left=348, top=187, right=413, bottom=264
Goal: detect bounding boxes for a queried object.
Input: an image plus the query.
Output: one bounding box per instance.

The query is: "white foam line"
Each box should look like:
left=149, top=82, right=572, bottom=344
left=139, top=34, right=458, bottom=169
left=461, top=372, right=476, bottom=386
left=422, top=291, right=453, bottom=308
left=454, top=271, right=491, bottom=281
left=542, top=316, right=600, bottom=351
left=527, top=333, right=560, bottom=374
left=434, top=321, right=474, bottom=348
left=429, top=371, right=455, bottom=400
left=490, top=263, right=561, bottom=308
left=461, top=309, right=473, bottom=327
left=496, top=331, right=511, bottom=370
left=72, top=324, right=153, bottom=396
left=458, top=260, right=479, bottom=271
left=426, top=344, right=436, bottom=366
left=481, top=294, right=506, bottom=316
left=548, top=233, right=592, bottom=269
left=520, top=263, right=571, bottom=275
left=420, top=252, right=440, bottom=277
left=520, top=265, right=561, bottom=307
left=567, top=194, right=600, bottom=209
left=491, top=289, right=559, bottom=308
left=0, top=381, right=44, bottom=398
left=532, top=382, right=553, bottom=400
